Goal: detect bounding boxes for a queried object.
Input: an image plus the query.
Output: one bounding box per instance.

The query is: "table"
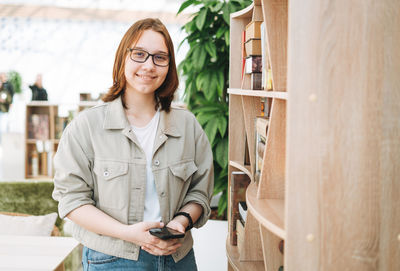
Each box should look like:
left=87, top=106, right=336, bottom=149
left=0, top=235, right=79, bottom=271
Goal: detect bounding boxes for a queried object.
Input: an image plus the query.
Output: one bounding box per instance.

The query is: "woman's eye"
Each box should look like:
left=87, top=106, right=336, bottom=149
left=155, top=55, right=168, bottom=61
left=134, top=52, right=145, bottom=57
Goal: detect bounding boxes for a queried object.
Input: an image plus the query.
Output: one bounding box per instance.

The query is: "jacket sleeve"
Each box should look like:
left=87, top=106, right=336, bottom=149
left=52, top=120, right=95, bottom=219
left=182, top=118, right=214, bottom=228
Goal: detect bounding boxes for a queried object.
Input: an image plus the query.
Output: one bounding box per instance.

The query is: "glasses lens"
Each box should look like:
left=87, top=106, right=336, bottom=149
left=131, top=50, right=148, bottom=62
left=153, top=54, right=170, bottom=66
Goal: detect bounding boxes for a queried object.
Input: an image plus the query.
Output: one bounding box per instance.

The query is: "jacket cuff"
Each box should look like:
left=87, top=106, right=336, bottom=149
left=182, top=192, right=211, bottom=229
left=57, top=194, right=95, bottom=219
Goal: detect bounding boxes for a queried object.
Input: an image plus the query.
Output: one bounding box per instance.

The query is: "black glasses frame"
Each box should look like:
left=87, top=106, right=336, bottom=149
left=127, top=48, right=170, bottom=67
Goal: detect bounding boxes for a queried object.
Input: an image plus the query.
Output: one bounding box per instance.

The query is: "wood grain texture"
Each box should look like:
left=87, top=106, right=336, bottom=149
left=260, top=225, right=284, bottom=271
left=285, top=0, right=400, bottom=270
left=261, top=0, right=288, bottom=91
left=258, top=99, right=286, bottom=199
left=228, top=94, right=246, bottom=236
left=247, top=182, right=285, bottom=239
left=239, top=211, right=264, bottom=261
left=226, top=238, right=265, bottom=271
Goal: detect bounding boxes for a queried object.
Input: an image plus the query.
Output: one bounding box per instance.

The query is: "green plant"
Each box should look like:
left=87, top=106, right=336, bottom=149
left=178, top=0, right=251, bottom=217
left=7, top=70, right=22, bottom=93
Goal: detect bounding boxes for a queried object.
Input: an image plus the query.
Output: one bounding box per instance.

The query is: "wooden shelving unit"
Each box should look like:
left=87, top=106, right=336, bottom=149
left=25, top=100, right=100, bottom=179
left=227, top=0, right=399, bottom=270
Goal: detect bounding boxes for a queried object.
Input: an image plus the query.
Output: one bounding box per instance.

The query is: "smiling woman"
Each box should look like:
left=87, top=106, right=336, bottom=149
left=52, top=18, right=214, bottom=271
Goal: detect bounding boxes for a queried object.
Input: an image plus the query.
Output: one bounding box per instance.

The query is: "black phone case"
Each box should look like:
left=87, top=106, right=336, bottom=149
left=149, top=227, right=185, bottom=240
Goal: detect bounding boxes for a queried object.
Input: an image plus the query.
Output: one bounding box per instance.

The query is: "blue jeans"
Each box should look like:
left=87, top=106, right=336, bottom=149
left=82, top=246, right=198, bottom=271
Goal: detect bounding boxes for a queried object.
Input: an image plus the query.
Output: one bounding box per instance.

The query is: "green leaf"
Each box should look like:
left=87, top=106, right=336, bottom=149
left=192, top=45, right=207, bottom=70
left=196, top=112, right=216, bottom=126
left=196, top=8, right=208, bottom=30
left=177, top=0, right=196, bottom=14
left=216, top=115, right=227, bottom=137
left=218, top=192, right=228, bottom=216
left=210, top=1, right=224, bottom=12
left=215, top=137, right=228, bottom=168
left=216, top=70, right=224, bottom=96
left=204, top=41, right=217, bottom=59
left=222, top=3, right=230, bottom=25
left=224, top=30, right=230, bottom=46
left=216, top=26, right=226, bottom=38
left=204, top=118, right=219, bottom=145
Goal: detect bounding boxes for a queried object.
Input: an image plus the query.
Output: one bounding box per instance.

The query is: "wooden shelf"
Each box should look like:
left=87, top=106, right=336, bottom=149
left=226, top=238, right=264, bottom=271
left=246, top=182, right=286, bottom=239
left=229, top=161, right=253, bottom=182
left=228, top=88, right=288, bottom=100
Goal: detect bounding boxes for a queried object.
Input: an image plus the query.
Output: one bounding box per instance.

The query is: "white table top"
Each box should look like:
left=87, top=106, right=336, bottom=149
left=0, top=235, right=79, bottom=271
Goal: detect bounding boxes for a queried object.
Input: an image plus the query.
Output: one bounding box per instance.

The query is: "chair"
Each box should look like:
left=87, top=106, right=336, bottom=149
left=0, top=211, right=61, bottom=236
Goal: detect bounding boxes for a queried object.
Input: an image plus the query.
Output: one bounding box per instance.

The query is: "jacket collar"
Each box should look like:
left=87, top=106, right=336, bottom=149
left=103, top=96, right=181, bottom=137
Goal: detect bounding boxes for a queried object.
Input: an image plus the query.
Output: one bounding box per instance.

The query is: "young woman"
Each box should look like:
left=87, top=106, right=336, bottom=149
left=52, top=18, right=214, bottom=270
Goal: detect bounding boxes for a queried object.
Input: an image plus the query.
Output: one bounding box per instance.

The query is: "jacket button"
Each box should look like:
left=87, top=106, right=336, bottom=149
left=154, top=160, right=160, bottom=166
left=103, top=171, right=110, bottom=177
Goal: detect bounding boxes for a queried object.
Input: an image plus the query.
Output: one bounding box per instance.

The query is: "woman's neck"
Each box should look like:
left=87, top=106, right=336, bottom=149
left=123, top=91, right=157, bottom=127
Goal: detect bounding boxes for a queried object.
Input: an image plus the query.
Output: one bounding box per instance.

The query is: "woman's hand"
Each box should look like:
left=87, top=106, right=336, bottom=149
left=121, top=221, right=182, bottom=256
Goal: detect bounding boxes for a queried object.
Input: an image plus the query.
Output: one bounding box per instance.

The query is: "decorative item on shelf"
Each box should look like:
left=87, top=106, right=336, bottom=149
left=31, top=149, right=39, bottom=177
left=35, top=140, right=47, bottom=176
left=28, top=114, right=50, bottom=140
left=229, top=171, right=251, bottom=246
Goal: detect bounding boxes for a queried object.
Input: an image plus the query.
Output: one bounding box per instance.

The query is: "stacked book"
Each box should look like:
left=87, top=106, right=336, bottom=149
left=244, top=20, right=263, bottom=90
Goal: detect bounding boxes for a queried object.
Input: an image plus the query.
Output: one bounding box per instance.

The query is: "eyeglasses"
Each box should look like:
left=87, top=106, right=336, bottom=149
left=127, top=48, right=170, bottom=67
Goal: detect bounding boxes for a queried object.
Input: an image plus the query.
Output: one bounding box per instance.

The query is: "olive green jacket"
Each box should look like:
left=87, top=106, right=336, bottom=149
left=52, top=96, right=214, bottom=262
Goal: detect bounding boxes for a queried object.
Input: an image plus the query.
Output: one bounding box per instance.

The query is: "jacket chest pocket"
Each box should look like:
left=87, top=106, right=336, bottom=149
left=169, top=160, right=198, bottom=183
left=93, top=161, right=129, bottom=209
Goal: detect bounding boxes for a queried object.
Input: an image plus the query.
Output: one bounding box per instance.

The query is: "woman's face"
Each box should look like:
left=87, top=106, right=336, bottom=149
left=124, top=30, right=169, bottom=97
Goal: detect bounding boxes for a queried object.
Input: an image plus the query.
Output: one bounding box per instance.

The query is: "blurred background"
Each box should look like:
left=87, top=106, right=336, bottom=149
left=0, top=0, right=192, bottom=179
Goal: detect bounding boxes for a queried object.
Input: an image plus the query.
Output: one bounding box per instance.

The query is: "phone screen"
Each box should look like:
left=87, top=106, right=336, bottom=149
left=149, top=227, right=185, bottom=240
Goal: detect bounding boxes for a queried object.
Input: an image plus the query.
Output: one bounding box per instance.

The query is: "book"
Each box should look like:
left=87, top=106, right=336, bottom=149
left=245, top=56, right=262, bottom=74
left=256, top=116, right=269, bottom=139
left=28, top=114, right=49, bottom=140
left=251, top=73, right=262, bottom=90
left=229, top=172, right=251, bottom=246
left=238, top=201, right=247, bottom=224
left=245, top=38, right=261, bottom=56
left=241, top=30, right=246, bottom=80
left=245, top=21, right=262, bottom=41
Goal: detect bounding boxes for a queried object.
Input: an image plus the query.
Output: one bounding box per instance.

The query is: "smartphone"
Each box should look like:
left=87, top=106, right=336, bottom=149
left=149, top=226, right=185, bottom=240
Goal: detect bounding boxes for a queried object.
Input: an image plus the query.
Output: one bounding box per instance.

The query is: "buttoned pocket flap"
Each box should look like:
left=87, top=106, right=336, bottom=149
left=169, top=160, right=198, bottom=182
left=94, top=161, right=128, bottom=181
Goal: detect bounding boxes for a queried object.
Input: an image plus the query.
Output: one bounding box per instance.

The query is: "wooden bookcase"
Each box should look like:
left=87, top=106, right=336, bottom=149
left=25, top=101, right=99, bottom=179
left=226, top=0, right=399, bottom=270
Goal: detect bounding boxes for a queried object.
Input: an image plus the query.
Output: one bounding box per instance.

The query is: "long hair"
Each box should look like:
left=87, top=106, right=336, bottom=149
left=102, top=18, right=179, bottom=112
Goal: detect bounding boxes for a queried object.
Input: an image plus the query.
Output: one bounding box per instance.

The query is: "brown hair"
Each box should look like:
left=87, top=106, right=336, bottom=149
left=102, top=18, right=179, bottom=112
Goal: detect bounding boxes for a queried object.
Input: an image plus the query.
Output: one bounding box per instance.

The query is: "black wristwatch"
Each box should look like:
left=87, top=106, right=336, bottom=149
left=173, top=212, right=194, bottom=232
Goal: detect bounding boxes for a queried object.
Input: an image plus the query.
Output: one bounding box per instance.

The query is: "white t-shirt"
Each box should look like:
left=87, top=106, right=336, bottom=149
left=131, top=110, right=161, bottom=222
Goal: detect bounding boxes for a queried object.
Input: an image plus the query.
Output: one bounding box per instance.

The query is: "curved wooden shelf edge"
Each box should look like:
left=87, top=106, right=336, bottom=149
left=229, top=161, right=253, bottom=182
left=246, top=182, right=286, bottom=239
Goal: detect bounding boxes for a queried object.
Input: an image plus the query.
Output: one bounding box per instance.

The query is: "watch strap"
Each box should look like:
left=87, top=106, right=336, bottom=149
left=173, top=211, right=194, bottom=232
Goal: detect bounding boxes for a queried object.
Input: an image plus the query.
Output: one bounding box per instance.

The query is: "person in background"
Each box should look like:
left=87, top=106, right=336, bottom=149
left=0, top=72, right=15, bottom=141
left=52, top=18, right=214, bottom=270
left=29, top=74, right=48, bottom=101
